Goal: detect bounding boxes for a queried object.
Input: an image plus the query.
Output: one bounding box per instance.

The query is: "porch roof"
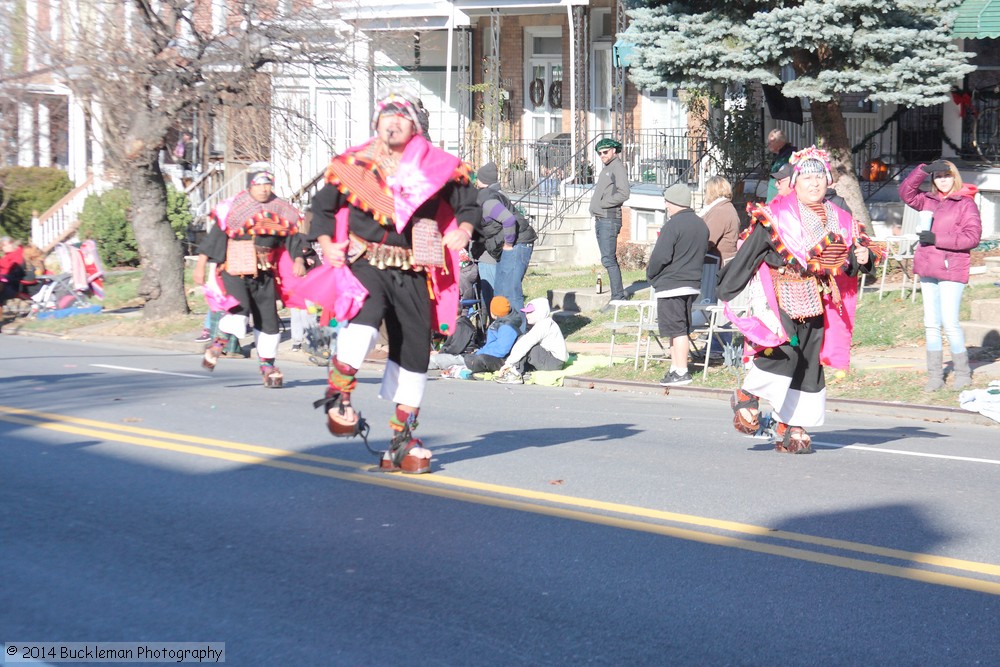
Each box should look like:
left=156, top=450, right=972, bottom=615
left=953, top=0, right=1000, bottom=39
left=337, top=0, right=587, bottom=30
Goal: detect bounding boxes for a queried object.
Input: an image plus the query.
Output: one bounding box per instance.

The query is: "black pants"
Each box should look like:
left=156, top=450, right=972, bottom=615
left=351, top=260, right=432, bottom=375
left=220, top=270, right=280, bottom=335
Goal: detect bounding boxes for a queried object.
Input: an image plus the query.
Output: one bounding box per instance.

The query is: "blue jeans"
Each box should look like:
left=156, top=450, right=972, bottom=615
left=920, top=277, right=966, bottom=353
left=595, top=217, right=625, bottom=300
left=495, top=243, right=533, bottom=320
left=477, top=261, right=496, bottom=307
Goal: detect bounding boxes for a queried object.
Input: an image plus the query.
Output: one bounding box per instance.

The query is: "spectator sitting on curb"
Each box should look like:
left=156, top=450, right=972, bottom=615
left=429, top=296, right=521, bottom=375
left=495, top=297, right=568, bottom=385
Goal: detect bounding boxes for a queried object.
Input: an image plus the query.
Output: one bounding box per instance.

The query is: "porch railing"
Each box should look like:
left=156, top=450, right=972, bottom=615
left=31, top=175, right=111, bottom=252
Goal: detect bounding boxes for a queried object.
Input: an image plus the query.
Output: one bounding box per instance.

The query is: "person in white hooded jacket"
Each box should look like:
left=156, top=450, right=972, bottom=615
left=495, top=297, right=568, bottom=384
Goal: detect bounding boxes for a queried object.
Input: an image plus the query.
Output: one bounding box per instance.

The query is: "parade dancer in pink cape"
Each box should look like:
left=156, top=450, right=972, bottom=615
left=192, top=163, right=305, bottom=387
left=717, top=147, right=881, bottom=453
left=305, top=88, right=481, bottom=474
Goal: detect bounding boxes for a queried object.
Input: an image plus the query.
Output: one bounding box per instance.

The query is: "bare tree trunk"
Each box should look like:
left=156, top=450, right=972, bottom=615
left=809, top=99, right=871, bottom=227
left=129, top=154, right=189, bottom=318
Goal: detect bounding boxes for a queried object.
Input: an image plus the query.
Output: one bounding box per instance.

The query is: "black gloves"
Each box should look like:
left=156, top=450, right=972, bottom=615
left=921, top=160, right=950, bottom=174
left=918, top=230, right=936, bottom=246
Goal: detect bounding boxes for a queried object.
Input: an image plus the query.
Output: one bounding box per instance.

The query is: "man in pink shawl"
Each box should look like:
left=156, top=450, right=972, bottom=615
left=192, top=162, right=305, bottom=387
left=307, top=87, right=481, bottom=474
left=718, top=147, right=879, bottom=454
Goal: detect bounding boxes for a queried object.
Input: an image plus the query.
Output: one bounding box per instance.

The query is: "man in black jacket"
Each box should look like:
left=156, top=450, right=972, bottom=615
left=646, top=183, right=709, bottom=386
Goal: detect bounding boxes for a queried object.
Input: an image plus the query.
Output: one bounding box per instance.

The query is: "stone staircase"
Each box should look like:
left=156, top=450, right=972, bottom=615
left=964, top=256, right=1000, bottom=348
left=531, top=201, right=599, bottom=267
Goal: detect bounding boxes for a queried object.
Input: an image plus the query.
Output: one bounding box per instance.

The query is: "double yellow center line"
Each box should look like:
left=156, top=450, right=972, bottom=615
left=3, top=404, right=1000, bottom=596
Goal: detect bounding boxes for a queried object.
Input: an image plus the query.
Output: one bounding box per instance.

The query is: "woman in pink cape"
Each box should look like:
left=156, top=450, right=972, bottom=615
left=306, top=88, right=481, bottom=474
left=718, top=147, right=880, bottom=453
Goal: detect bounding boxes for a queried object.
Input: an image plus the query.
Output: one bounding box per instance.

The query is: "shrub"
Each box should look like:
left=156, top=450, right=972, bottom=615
left=78, top=185, right=192, bottom=267
left=0, top=167, right=74, bottom=240
left=619, top=242, right=651, bottom=271
left=79, top=188, right=136, bottom=267
left=166, top=185, right=193, bottom=240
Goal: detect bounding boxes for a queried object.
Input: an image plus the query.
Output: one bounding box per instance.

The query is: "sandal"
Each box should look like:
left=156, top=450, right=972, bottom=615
left=261, top=365, right=284, bottom=388
left=378, top=438, right=432, bottom=474
left=731, top=388, right=760, bottom=435
left=202, top=343, right=223, bottom=371
left=774, top=423, right=813, bottom=454
left=313, top=389, right=365, bottom=438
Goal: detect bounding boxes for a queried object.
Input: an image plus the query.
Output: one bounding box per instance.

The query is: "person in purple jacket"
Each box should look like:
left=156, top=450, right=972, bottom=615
left=899, top=159, right=983, bottom=391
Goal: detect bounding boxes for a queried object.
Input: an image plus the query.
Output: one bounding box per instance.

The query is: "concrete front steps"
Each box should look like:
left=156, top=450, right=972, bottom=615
left=964, top=297, right=1000, bottom=348
left=530, top=201, right=600, bottom=267
left=548, top=284, right=610, bottom=313
left=960, top=256, right=1000, bottom=348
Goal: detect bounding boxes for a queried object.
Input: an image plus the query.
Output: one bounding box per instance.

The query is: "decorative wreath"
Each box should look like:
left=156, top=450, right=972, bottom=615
left=548, top=81, right=562, bottom=109
left=529, top=78, right=545, bottom=107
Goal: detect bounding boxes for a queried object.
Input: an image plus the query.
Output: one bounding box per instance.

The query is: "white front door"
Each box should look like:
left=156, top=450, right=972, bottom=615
left=523, top=28, right=563, bottom=144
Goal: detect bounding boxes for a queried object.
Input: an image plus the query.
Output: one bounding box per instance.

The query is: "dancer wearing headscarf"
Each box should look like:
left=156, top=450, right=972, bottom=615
left=718, top=147, right=881, bottom=453
left=307, top=87, right=481, bottom=474
left=192, top=162, right=304, bottom=387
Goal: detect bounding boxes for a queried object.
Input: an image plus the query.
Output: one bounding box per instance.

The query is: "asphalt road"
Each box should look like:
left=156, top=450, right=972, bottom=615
left=2, top=335, right=999, bottom=666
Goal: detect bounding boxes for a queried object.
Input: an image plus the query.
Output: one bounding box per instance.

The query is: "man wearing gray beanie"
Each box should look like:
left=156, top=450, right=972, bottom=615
left=646, top=182, right=709, bottom=386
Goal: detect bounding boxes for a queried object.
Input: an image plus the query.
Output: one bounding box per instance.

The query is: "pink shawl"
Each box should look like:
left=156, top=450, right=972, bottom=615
left=306, top=135, right=463, bottom=333
left=726, top=196, right=859, bottom=370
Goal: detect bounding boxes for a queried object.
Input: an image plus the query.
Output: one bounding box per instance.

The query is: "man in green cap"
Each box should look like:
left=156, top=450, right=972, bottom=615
left=589, top=137, right=631, bottom=302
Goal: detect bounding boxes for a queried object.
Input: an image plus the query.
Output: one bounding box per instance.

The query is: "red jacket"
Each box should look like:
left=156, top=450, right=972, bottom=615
left=899, top=166, right=982, bottom=283
left=0, top=246, right=25, bottom=282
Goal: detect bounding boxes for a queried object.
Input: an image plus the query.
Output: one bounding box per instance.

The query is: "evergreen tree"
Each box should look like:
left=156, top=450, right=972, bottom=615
left=624, top=1, right=974, bottom=221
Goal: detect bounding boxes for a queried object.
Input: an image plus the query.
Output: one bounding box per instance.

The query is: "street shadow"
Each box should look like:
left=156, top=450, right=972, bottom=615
left=767, top=503, right=952, bottom=562
left=430, top=422, right=643, bottom=466
left=742, top=425, right=949, bottom=453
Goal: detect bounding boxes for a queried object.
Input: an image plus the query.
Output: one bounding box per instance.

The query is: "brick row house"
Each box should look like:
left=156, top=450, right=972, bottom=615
left=5, top=0, right=998, bottom=257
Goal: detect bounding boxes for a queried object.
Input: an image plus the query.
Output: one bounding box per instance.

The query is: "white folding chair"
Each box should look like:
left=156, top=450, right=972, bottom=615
left=604, top=288, right=655, bottom=369
left=878, top=205, right=920, bottom=302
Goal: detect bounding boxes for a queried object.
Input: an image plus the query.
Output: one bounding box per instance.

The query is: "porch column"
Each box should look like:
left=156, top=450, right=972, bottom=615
left=68, top=94, right=88, bottom=185
left=90, top=99, right=106, bottom=185
left=38, top=101, right=51, bottom=167
left=18, top=101, right=35, bottom=167
left=942, top=92, right=962, bottom=159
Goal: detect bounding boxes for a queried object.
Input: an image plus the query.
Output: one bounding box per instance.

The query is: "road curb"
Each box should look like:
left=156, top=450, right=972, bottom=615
left=8, top=329, right=996, bottom=428
left=563, top=375, right=1000, bottom=428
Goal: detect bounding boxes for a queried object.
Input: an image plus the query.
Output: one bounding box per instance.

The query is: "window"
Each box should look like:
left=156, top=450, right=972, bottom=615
left=631, top=209, right=662, bottom=243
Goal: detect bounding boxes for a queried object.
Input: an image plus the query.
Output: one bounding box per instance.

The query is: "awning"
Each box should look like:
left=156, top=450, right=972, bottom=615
left=953, top=0, right=1000, bottom=39
left=613, top=39, right=633, bottom=68
left=613, top=24, right=637, bottom=68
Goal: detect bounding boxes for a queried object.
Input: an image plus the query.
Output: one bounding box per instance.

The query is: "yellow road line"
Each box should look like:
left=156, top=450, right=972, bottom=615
left=4, top=404, right=1000, bottom=594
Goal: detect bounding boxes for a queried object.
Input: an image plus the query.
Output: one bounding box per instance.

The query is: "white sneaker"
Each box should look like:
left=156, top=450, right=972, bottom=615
left=495, top=368, right=523, bottom=384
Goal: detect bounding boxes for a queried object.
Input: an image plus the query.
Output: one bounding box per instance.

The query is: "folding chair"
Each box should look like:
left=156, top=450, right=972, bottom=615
left=643, top=254, right=721, bottom=372
left=604, top=287, right=655, bottom=369
left=878, top=205, right=920, bottom=301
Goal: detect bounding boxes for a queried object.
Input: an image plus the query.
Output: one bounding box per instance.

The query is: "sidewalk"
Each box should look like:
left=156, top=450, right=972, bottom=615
left=564, top=340, right=1000, bottom=428
left=565, top=340, right=1000, bottom=380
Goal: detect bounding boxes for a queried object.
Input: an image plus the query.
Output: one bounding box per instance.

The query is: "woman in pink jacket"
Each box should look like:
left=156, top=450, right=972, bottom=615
left=899, top=160, right=983, bottom=391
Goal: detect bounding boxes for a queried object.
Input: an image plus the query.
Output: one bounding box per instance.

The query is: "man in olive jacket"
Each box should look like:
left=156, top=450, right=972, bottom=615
left=589, top=137, right=631, bottom=301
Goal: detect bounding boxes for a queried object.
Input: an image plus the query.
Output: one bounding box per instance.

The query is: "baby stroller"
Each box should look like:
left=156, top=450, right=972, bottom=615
left=304, top=312, right=338, bottom=367
left=31, top=241, right=104, bottom=319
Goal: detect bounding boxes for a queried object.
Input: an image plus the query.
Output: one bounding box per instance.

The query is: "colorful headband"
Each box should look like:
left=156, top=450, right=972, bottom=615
left=371, top=88, right=424, bottom=133
left=789, top=146, right=833, bottom=186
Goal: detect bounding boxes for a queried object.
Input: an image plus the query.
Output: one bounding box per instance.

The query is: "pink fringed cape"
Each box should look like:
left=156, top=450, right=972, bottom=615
left=725, top=195, right=860, bottom=371
left=313, top=135, right=464, bottom=333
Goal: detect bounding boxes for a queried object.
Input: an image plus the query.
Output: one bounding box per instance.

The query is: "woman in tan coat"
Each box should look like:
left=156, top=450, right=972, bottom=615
left=699, top=176, right=740, bottom=264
